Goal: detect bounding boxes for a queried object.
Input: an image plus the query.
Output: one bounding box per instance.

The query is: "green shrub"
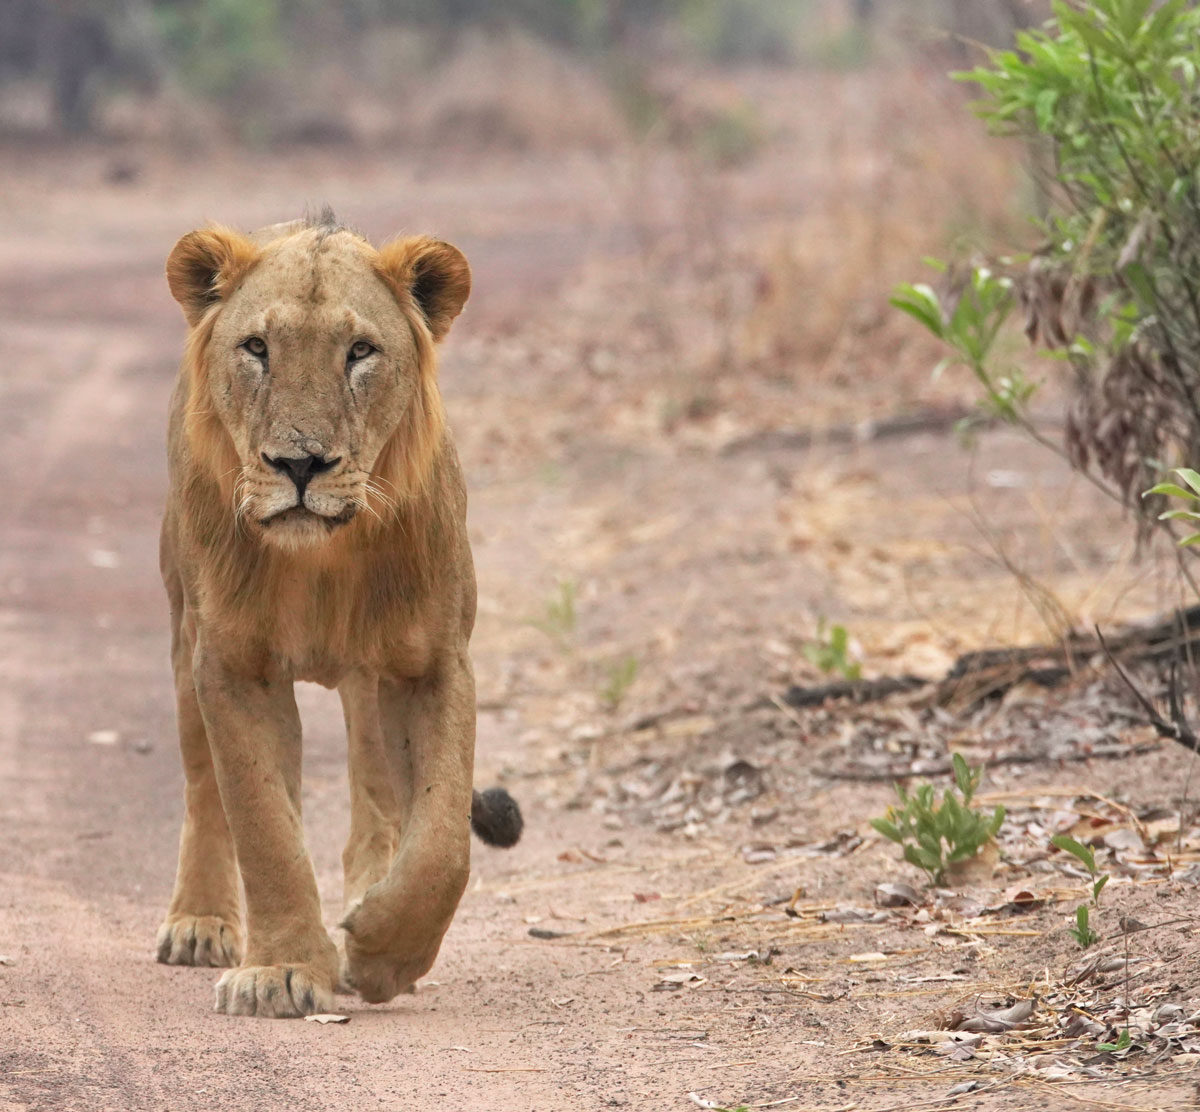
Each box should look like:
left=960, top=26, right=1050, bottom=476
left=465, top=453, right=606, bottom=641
left=871, top=754, right=1005, bottom=885
left=897, top=0, right=1200, bottom=528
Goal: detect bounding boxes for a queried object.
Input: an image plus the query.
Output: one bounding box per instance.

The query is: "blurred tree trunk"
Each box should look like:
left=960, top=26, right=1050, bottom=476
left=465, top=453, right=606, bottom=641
left=48, top=2, right=113, bottom=133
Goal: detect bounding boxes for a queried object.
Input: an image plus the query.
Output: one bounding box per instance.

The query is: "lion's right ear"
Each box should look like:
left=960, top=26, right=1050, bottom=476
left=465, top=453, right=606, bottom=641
left=166, top=227, right=259, bottom=326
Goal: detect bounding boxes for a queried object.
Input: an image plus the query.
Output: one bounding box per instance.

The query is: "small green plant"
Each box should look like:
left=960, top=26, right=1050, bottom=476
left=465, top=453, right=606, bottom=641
left=529, top=578, right=577, bottom=644
left=802, top=619, right=862, bottom=682
left=1069, top=904, right=1101, bottom=949
left=1051, top=833, right=1109, bottom=948
left=1097, top=1027, right=1132, bottom=1054
left=1144, top=468, right=1200, bottom=546
left=871, top=754, right=1006, bottom=885
left=598, top=654, right=639, bottom=711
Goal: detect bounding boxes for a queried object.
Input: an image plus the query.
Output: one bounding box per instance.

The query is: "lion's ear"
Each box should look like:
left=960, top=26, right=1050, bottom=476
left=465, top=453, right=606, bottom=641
left=377, top=236, right=471, bottom=342
left=166, top=226, right=259, bottom=326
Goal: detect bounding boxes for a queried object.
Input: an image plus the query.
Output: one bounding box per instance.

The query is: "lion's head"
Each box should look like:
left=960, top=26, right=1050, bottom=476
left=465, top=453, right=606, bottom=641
left=166, top=212, right=470, bottom=551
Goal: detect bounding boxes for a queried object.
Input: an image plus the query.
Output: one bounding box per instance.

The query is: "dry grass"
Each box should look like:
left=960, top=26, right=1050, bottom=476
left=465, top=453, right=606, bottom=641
left=478, top=59, right=1039, bottom=448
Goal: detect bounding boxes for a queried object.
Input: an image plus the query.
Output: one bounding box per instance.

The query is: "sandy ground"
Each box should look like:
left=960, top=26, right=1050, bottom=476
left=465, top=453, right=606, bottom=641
left=4, top=142, right=1200, bottom=1112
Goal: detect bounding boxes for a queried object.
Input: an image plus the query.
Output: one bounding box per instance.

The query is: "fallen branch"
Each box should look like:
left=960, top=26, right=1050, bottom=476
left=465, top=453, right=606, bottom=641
left=772, top=605, right=1200, bottom=716
left=720, top=405, right=975, bottom=457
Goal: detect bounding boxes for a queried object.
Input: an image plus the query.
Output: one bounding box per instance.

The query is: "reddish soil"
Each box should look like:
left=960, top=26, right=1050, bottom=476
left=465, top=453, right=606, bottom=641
left=3, top=131, right=1200, bottom=1112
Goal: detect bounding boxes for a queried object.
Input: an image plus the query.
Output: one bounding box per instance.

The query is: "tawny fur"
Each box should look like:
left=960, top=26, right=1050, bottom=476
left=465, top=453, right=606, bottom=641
left=156, top=216, right=497, bottom=1017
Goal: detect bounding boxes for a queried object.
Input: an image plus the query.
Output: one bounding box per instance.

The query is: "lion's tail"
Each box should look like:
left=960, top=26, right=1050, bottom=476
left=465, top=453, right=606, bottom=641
left=470, top=787, right=524, bottom=848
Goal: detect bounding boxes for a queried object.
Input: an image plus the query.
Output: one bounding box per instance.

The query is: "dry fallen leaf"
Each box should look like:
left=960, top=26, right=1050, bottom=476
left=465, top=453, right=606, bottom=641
left=1103, top=828, right=1145, bottom=853
left=823, top=907, right=889, bottom=924
left=951, top=998, right=1035, bottom=1033
left=653, top=973, right=706, bottom=991
left=875, top=882, right=921, bottom=908
left=740, top=843, right=777, bottom=865
left=304, top=1013, right=350, bottom=1025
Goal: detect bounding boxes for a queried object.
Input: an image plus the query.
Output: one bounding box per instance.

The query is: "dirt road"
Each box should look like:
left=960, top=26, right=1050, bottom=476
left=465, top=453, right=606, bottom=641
left=3, top=147, right=1200, bottom=1111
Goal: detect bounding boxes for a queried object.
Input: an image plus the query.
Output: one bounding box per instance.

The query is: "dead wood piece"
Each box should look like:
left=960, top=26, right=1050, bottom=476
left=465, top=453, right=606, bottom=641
left=771, top=605, right=1200, bottom=718
left=720, top=406, right=974, bottom=456
left=780, top=675, right=926, bottom=709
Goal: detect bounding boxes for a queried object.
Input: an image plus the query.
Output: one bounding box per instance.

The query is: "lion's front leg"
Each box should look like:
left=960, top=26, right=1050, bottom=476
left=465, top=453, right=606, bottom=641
left=340, top=653, right=474, bottom=1003
left=193, top=642, right=337, bottom=1018
left=156, top=675, right=243, bottom=967
left=157, top=599, right=243, bottom=968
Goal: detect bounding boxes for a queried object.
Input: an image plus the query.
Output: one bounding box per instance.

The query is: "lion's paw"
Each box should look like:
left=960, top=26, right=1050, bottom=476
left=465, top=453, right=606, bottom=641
left=341, top=937, right=423, bottom=1005
left=214, top=964, right=333, bottom=1019
left=156, top=915, right=242, bottom=968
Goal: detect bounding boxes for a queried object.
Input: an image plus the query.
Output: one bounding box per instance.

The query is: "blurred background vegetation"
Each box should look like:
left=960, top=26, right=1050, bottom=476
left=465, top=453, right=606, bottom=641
left=0, top=0, right=1045, bottom=143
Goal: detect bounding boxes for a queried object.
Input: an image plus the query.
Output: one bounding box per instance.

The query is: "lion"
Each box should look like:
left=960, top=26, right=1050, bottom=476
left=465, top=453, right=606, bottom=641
left=155, top=209, right=522, bottom=1019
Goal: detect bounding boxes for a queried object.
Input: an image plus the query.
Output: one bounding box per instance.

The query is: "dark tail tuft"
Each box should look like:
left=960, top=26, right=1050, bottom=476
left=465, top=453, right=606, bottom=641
left=471, top=787, right=524, bottom=848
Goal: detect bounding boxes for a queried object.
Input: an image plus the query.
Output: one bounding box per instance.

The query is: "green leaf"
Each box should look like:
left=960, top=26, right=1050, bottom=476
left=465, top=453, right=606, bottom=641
left=1093, top=874, right=1110, bottom=902
left=1034, top=87, right=1059, bottom=131
left=1156, top=510, right=1200, bottom=522
left=1143, top=483, right=1200, bottom=501
left=1097, top=1028, right=1132, bottom=1053
left=951, top=752, right=971, bottom=798
left=904, top=845, right=943, bottom=875
left=1052, top=834, right=1097, bottom=874
left=870, top=818, right=903, bottom=844
left=1174, top=468, right=1200, bottom=495
left=890, top=283, right=944, bottom=338
left=916, top=830, right=943, bottom=857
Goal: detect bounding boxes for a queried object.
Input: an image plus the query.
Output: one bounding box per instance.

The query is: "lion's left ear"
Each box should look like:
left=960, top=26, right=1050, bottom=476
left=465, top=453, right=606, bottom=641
left=166, top=226, right=260, bottom=326
left=376, top=236, right=471, bottom=342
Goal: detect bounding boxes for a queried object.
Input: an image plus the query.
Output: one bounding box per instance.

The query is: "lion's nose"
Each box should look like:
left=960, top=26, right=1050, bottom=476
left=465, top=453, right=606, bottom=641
left=262, top=451, right=341, bottom=493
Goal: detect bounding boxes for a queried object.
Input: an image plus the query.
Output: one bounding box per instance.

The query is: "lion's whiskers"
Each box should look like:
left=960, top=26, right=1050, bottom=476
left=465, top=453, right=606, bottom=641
left=353, top=493, right=385, bottom=527
left=230, top=467, right=254, bottom=537
left=362, top=478, right=399, bottom=521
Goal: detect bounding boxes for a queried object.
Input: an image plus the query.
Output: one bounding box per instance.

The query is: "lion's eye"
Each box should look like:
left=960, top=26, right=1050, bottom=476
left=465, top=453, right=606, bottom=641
left=348, top=340, right=376, bottom=363
left=241, top=337, right=268, bottom=359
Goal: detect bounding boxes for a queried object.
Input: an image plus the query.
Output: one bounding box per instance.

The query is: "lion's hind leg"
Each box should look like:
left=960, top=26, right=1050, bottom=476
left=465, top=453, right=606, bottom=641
left=156, top=568, right=243, bottom=968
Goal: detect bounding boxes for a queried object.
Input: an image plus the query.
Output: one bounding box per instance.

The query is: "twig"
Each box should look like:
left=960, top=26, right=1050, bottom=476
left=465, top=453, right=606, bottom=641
left=460, top=1066, right=547, bottom=1073
left=1095, top=625, right=1199, bottom=753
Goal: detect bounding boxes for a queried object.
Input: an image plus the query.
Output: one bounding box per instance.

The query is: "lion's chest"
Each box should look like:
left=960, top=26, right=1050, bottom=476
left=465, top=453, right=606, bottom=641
left=267, top=568, right=434, bottom=686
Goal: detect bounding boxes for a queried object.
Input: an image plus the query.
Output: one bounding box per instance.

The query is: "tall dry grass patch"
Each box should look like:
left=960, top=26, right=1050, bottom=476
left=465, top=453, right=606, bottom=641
left=742, top=65, right=1027, bottom=395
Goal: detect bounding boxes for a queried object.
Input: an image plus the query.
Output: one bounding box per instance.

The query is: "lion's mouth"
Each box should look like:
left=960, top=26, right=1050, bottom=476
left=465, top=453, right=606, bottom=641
left=260, top=504, right=357, bottom=529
